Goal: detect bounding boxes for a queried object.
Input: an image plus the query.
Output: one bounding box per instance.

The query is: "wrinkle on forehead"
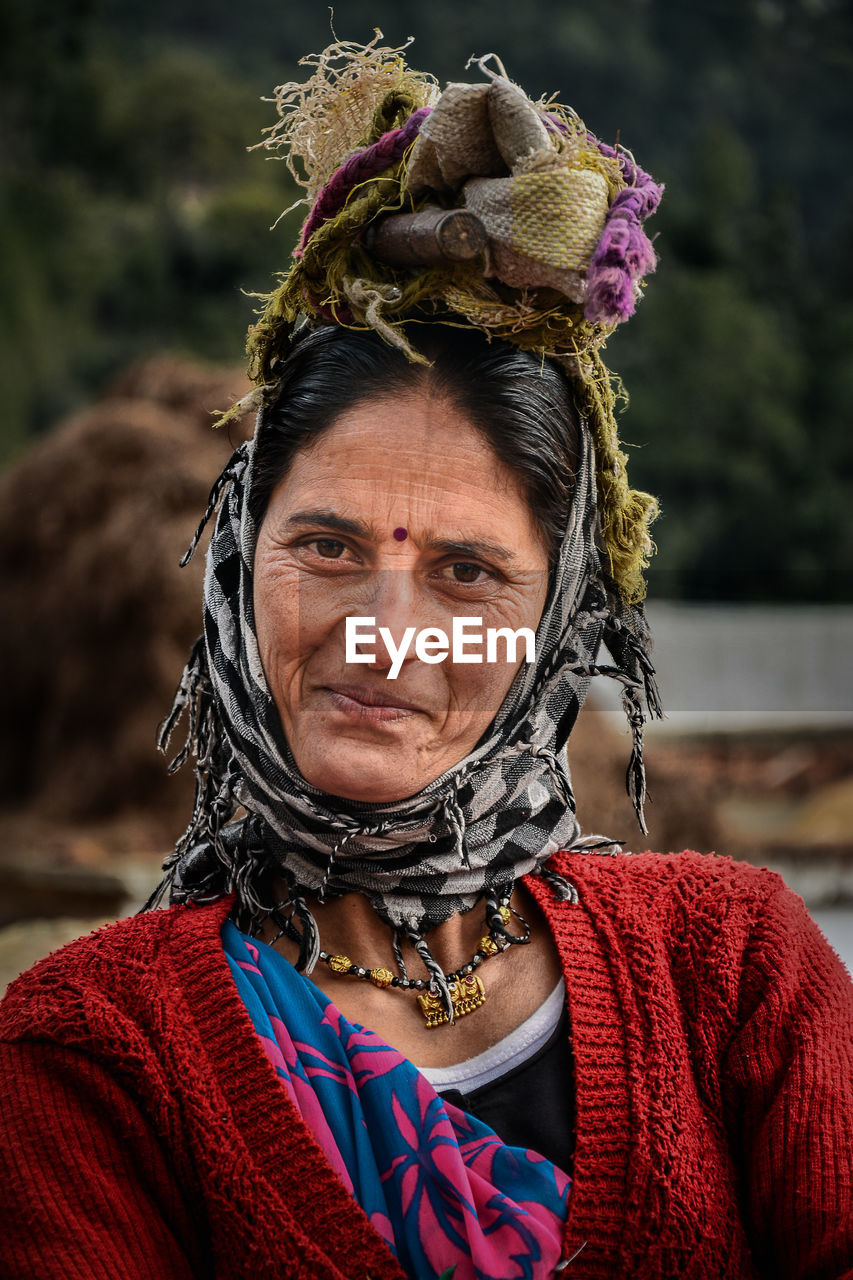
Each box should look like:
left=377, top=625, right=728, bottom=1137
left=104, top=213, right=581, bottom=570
left=262, top=391, right=547, bottom=560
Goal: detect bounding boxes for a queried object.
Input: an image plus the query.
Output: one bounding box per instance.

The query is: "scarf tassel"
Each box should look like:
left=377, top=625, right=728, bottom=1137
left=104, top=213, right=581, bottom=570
left=537, top=866, right=579, bottom=905
left=483, top=886, right=532, bottom=947
left=179, top=443, right=250, bottom=569
left=442, top=780, right=470, bottom=868
left=569, top=610, right=662, bottom=834
left=622, top=684, right=651, bottom=836
left=407, top=928, right=456, bottom=1023
left=392, top=927, right=410, bottom=983
left=287, top=893, right=322, bottom=974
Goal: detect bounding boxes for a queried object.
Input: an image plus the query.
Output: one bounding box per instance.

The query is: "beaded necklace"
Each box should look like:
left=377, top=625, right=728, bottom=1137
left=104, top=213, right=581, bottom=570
left=265, top=894, right=532, bottom=1029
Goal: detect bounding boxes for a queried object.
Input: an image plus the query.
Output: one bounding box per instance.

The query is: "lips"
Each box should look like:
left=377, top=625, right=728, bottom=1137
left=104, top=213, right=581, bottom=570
left=324, top=683, right=423, bottom=723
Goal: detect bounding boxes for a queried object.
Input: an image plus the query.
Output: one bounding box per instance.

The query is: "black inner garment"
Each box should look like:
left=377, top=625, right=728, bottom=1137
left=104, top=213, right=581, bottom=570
left=437, top=1005, right=575, bottom=1175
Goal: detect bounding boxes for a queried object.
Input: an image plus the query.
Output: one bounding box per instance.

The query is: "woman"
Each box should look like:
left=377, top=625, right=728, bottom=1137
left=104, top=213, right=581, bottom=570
left=2, top=38, right=852, bottom=1280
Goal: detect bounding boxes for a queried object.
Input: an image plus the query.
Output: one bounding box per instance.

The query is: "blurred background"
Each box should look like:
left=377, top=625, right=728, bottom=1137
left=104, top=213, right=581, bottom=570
left=1, top=0, right=851, bottom=986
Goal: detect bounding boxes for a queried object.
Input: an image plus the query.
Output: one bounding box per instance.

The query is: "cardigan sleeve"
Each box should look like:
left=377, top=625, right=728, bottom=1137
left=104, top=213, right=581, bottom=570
left=0, top=1038, right=205, bottom=1280
left=723, top=884, right=853, bottom=1280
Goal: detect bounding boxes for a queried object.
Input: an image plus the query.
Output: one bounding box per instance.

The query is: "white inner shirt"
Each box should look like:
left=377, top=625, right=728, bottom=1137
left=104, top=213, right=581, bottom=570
left=416, top=977, right=566, bottom=1094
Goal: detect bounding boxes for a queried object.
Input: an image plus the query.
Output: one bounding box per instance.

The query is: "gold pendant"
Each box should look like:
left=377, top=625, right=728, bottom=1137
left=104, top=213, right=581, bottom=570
left=416, top=974, right=486, bottom=1028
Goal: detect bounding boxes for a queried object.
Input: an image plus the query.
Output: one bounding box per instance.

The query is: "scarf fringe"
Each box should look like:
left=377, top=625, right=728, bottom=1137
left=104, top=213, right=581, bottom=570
left=527, top=746, right=576, bottom=812
left=442, top=776, right=470, bottom=868
left=536, top=866, right=579, bottom=905
left=150, top=625, right=244, bottom=911
left=569, top=599, right=663, bottom=835
left=408, top=928, right=456, bottom=1022
left=179, top=444, right=250, bottom=568
left=536, top=834, right=624, bottom=906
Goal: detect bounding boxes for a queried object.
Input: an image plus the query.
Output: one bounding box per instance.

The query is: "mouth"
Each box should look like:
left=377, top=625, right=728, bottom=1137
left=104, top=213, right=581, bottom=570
left=323, top=683, right=423, bottom=723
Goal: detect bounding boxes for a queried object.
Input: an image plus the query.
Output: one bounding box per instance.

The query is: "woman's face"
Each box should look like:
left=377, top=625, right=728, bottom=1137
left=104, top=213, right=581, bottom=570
left=254, top=392, right=550, bottom=803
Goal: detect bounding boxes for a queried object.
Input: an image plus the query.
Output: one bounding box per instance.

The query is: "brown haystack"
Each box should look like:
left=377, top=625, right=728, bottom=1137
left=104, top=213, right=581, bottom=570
left=0, top=356, right=251, bottom=835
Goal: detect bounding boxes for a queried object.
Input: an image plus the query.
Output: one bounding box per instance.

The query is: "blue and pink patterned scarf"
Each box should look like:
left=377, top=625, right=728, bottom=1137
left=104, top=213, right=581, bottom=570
left=223, top=920, right=570, bottom=1280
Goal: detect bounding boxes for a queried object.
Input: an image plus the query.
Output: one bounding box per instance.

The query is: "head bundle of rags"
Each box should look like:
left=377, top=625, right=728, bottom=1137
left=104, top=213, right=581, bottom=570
left=147, top=35, right=665, bottom=1019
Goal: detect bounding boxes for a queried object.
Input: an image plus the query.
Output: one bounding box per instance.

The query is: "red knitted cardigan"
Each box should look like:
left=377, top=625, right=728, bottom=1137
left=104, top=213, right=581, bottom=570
left=1, top=850, right=852, bottom=1280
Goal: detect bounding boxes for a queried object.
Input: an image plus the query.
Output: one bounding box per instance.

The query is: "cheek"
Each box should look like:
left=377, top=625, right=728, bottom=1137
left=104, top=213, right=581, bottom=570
left=446, top=597, right=546, bottom=709
left=468, top=655, right=517, bottom=698
left=253, top=557, right=313, bottom=683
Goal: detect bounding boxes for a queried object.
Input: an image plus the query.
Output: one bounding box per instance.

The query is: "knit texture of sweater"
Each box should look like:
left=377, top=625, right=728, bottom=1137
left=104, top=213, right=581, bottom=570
left=1, top=850, right=852, bottom=1280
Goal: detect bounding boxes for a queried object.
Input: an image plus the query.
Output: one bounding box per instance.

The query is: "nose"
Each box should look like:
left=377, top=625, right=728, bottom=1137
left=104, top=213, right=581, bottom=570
left=356, top=569, right=420, bottom=674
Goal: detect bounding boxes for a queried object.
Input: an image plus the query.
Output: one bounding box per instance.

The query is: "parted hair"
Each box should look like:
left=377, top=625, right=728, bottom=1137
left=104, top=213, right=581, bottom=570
left=248, top=325, right=578, bottom=565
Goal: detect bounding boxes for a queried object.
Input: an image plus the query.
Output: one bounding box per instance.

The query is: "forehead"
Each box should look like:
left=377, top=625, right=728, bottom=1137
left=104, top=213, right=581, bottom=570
left=301, top=393, right=503, bottom=478
left=264, top=392, right=539, bottom=537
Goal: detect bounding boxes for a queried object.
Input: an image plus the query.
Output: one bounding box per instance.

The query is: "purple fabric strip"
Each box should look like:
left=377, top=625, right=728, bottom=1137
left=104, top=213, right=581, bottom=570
left=296, top=102, right=662, bottom=329
left=584, top=135, right=664, bottom=325
left=541, top=115, right=663, bottom=325
left=298, top=107, right=432, bottom=253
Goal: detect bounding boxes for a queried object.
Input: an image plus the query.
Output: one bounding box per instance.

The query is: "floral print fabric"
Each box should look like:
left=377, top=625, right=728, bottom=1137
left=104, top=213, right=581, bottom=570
left=222, top=920, right=570, bottom=1280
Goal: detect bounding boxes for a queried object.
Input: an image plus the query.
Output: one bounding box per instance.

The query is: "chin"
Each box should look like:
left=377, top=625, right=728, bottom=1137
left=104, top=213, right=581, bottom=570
left=307, top=770, right=422, bottom=806
left=296, top=750, right=413, bottom=804
left=293, top=739, right=438, bottom=805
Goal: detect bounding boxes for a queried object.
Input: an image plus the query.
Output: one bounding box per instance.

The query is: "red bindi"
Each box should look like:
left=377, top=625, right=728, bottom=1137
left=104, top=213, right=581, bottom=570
left=393, top=527, right=408, bottom=541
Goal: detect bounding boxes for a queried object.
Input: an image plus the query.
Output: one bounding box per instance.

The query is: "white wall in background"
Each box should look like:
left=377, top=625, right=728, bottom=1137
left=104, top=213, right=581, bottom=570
left=590, top=603, right=853, bottom=734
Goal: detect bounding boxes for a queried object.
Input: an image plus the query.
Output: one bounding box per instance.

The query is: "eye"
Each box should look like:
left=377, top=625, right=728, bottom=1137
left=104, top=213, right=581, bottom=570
left=311, top=538, right=347, bottom=559
left=433, top=561, right=499, bottom=591
left=451, top=562, right=487, bottom=584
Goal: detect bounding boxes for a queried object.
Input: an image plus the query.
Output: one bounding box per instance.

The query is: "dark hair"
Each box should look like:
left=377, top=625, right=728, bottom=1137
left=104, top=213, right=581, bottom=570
left=249, top=326, right=578, bottom=562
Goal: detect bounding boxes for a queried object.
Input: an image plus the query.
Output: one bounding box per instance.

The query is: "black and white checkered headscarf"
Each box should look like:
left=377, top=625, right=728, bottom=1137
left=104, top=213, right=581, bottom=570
left=151, top=397, right=660, bottom=1004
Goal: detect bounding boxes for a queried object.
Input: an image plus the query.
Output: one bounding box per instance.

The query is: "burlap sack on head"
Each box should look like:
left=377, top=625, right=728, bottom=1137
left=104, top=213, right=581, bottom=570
left=405, top=83, right=504, bottom=189
left=406, top=75, right=611, bottom=304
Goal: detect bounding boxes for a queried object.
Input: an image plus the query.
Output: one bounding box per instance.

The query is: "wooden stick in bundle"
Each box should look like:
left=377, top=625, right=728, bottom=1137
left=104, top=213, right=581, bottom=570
left=365, top=208, right=487, bottom=267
